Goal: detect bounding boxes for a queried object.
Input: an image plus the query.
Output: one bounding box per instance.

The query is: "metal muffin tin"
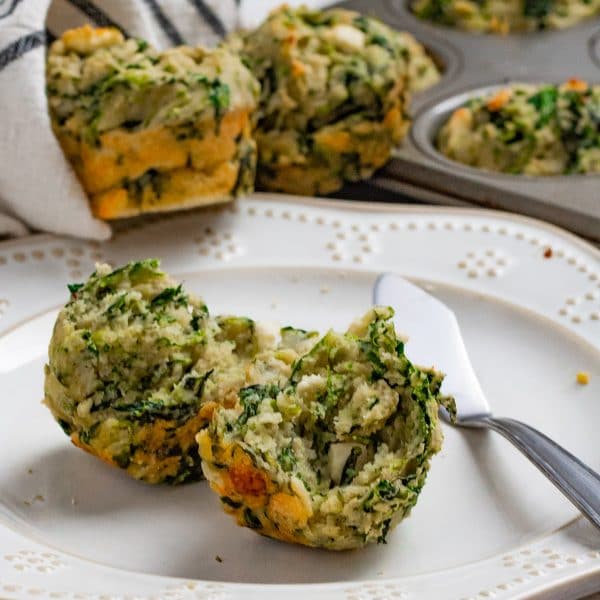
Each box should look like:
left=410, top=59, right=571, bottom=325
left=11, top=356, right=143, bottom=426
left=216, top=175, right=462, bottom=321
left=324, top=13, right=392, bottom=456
left=337, top=0, right=600, bottom=240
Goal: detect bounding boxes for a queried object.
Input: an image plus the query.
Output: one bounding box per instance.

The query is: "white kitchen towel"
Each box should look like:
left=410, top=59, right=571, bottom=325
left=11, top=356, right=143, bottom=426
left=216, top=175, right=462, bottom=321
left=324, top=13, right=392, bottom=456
left=0, top=0, right=240, bottom=240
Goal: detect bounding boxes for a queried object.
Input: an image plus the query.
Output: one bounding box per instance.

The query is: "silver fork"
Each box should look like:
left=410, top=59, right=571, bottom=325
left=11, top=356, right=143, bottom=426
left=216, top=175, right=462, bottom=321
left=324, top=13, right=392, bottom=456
left=374, top=272, right=600, bottom=530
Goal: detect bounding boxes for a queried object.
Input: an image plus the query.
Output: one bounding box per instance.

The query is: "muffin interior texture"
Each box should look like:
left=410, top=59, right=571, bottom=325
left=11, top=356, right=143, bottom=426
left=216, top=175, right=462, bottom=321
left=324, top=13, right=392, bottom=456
left=44, top=260, right=282, bottom=483
left=199, top=307, right=452, bottom=549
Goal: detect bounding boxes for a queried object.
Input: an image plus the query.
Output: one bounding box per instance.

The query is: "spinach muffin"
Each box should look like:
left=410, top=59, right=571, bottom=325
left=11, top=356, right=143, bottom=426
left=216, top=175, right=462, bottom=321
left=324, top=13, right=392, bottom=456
left=199, top=307, right=453, bottom=549
left=437, top=80, right=600, bottom=175
left=234, top=6, right=440, bottom=195
left=412, top=0, right=600, bottom=33
left=44, top=260, right=293, bottom=484
left=46, top=26, right=259, bottom=219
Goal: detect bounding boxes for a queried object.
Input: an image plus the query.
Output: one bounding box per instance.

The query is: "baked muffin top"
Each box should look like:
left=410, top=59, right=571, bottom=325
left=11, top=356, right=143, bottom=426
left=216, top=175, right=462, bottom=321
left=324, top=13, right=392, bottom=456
left=47, top=26, right=259, bottom=146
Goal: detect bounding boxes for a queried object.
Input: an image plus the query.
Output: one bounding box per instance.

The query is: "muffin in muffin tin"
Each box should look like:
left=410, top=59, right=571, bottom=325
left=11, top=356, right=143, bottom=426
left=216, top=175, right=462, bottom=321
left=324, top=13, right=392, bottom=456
left=412, top=0, right=600, bottom=34
left=437, top=79, right=600, bottom=175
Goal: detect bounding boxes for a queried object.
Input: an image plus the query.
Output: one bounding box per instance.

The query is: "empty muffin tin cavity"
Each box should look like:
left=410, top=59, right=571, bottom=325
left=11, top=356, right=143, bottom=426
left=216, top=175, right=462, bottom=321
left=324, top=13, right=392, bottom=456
left=414, top=37, right=463, bottom=90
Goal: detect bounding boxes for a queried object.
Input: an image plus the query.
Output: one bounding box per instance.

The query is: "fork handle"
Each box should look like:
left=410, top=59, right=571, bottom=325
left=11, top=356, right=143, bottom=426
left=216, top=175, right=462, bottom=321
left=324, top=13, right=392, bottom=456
left=464, top=415, right=600, bottom=530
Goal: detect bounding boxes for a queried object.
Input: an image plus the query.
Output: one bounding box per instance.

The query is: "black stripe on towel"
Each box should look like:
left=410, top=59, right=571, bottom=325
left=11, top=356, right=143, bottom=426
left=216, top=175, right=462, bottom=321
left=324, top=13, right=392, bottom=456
left=0, top=0, right=24, bottom=20
left=141, top=0, right=185, bottom=45
left=0, top=30, right=45, bottom=72
left=65, top=0, right=127, bottom=33
left=187, top=0, right=226, bottom=37
left=45, top=27, right=57, bottom=45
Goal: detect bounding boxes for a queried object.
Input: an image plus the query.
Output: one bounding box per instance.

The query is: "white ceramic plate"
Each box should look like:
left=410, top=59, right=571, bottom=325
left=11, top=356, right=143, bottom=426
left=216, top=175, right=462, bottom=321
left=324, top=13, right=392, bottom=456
left=0, top=193, right=599, bottom=600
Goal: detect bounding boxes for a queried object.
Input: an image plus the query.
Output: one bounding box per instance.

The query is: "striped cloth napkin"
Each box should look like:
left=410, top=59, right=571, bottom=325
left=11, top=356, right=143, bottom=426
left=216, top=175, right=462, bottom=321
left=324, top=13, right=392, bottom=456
left=0, top=0, right=258, bottom=240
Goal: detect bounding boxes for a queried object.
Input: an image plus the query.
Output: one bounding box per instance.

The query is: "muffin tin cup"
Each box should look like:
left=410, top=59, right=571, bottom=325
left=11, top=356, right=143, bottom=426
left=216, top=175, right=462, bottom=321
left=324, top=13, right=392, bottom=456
left=412, top=81, right=599, bottom=186
left=337, top=0, right=600, bottom=241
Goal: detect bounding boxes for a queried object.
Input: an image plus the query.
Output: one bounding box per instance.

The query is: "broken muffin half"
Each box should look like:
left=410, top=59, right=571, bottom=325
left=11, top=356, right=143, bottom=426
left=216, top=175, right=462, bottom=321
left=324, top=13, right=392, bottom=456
left=44, top=260, right=297, bottom=484
left=199, top=307, right=452, bottom=549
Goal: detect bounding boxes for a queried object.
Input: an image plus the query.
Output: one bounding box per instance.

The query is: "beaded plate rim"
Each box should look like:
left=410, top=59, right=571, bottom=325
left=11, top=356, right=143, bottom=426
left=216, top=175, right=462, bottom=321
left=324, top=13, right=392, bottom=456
left=0, top=193, right=598, bottom=600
